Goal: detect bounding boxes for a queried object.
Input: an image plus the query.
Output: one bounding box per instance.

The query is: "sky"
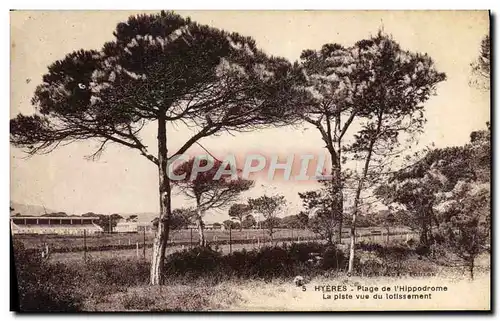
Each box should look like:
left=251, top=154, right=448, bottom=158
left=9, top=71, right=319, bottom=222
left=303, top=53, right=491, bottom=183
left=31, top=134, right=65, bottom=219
left=10, top=10, right=490, bottom=222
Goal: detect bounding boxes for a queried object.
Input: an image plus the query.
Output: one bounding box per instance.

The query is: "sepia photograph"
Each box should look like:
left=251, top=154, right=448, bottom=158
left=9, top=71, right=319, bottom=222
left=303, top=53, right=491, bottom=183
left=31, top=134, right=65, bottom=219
left=9, top=10, right=491, bottom=312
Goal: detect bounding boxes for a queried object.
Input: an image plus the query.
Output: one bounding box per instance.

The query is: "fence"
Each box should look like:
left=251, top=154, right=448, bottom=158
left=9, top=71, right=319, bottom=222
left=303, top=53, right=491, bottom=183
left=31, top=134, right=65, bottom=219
left=14, top=227, right=419, bottom=261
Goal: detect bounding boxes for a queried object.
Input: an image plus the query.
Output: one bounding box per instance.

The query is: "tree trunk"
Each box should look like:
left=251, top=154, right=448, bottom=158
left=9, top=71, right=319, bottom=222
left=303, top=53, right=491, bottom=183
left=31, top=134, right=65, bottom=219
left=194, top=195, right=206, bottom=247
left=469, top=257, right=475, bottom=280
left=150, top=114, right=172, bottom=285
left=348, top=110, right=383, bottom=274
left=196, top=212, right=206, bottom=247
left=334, top=166, right=343, bottom=244
left=327, top=148, right=343, bottom=245
left=420, top=218, right=429, bottom=247
left=335, top=106, right=344, bottom=245
left=348, top=213, right=357, bottom=274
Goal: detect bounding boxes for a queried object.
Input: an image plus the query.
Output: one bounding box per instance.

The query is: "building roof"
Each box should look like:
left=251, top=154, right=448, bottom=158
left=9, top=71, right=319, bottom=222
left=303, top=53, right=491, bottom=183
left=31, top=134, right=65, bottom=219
left=12, top=224, right=102, bottom=229
left=10, top=216, right=100, bottom=220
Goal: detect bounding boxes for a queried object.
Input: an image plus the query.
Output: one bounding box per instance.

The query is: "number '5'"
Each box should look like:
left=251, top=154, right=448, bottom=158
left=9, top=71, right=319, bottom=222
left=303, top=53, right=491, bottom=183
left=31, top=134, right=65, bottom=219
left=302, top=286, right=306, bottom=292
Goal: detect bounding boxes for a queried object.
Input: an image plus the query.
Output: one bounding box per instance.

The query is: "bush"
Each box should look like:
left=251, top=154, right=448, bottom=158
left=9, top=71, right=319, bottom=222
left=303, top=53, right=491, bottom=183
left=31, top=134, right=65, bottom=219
left=356, top=241, right=385, bottom=253
left=163, top=242, right=347, bottom=282
left=165, top=247, right=222, bottom=279
left=223, top=248, right=251, bottom=275
left=250, top=246, right=295, bottom=279
left=357, top=241, right=413, bottom=258
left=416, top=244, right=431, bottom=257
left=288, top=242, right=325, bottom=263
left=353, top=241, right=436, bottom=277
left=357, top=259, right=385, bottom=277
left=224, top=245, right=312, bottom=279
left=322, top=246, right=348, bottom=270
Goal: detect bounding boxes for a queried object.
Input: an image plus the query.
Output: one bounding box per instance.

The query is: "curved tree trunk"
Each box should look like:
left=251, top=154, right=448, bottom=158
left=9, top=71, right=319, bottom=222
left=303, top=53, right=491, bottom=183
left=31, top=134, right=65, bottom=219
left=348, top=110, right=383, bottom=274
left=335, top=109, right=344, bottom=245
left=150, top=114, right=172, bottom=285
left=334, top=166, right=343, bottom=244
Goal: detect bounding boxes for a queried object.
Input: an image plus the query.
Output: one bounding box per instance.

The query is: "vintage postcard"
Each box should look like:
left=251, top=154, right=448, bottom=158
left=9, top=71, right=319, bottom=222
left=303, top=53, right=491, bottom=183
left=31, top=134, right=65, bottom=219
left=10, top=10, right=491, bottom=312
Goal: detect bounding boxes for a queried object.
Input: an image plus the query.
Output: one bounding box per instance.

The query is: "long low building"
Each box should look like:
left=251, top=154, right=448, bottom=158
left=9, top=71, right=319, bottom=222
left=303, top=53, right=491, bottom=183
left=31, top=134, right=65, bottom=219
left=10, top=216, right=103, bottom=235
left=114, top=221, right=138, bottom=233
left=186, top=223, right=224, bottom=230
left=114, top=221, right=155, bottom=233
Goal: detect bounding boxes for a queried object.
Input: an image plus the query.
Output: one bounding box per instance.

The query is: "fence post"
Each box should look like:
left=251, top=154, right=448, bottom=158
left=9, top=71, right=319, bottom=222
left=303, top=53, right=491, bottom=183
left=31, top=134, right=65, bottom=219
left=136, top=242, right=139, bottom=258
left=190, top=228, right=193, bottom=248
left=83, top=229, right=87, bottom=262
left=229, top=225, right=232, bottom=254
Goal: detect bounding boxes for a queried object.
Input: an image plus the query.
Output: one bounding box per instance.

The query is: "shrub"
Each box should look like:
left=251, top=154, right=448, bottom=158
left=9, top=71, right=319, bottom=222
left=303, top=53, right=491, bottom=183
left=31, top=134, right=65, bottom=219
left=353, top=242, right=436, bottom=277
left=163, top=242, right=348, bottom=282
left=356, top=241, right=385, bottom=253
left=356, top=259, right=385, bottom=277
left=356, top=241, right=413, bottom=259
left=224, top=248, right=254, bottom=277
left=415, top=244, right=431, bottom=257
left=322, top=246, right=348, bottom=270
left=165, top=247, right=222, bottom=279
left=250, top=246, right=295, bottom=279
left=288, top=242, right=325, bottom=263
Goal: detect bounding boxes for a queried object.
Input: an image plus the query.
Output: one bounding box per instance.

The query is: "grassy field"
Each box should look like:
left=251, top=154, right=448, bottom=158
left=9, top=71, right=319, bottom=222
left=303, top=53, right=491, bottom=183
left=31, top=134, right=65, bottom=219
left=49, top=229, right=417, bottom=263
left=13, top=226, right=417, bottom=264
left=14, top=228, right=316, bottom=250
left=14, top=226, right=414, bottom=251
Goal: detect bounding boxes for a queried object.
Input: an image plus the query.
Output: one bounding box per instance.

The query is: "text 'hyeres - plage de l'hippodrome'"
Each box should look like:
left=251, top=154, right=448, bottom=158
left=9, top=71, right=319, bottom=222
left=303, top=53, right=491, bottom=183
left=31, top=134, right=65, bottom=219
left=303, top=284, right=449, bottom=301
